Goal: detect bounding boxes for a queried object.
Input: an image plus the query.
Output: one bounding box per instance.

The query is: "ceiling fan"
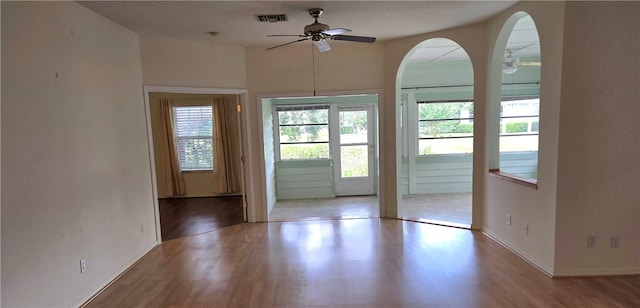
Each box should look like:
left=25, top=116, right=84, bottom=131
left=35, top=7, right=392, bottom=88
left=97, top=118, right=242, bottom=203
left=503, top=45, right=541, bottom=74
left=267, top=8, right=376, bottom=52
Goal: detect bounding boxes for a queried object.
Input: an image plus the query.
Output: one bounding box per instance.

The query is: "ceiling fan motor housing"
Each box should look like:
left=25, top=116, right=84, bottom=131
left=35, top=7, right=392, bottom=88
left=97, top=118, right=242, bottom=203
left=304, top=8, right=329, bottom=39
left=304, top=22, right=330, bottom=37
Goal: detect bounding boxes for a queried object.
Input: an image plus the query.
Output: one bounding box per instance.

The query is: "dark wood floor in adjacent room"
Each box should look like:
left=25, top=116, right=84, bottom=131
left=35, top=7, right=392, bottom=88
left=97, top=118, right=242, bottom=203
left=159, top=196, right=244, bottom=241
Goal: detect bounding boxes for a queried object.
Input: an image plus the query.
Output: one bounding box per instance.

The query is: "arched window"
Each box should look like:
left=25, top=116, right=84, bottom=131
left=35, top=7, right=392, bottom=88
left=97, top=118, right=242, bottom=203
left=492, top=12, right=541, bottom=183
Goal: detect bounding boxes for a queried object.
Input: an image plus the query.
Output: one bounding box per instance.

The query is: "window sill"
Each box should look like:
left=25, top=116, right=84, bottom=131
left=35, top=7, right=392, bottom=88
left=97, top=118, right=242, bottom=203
left=182, top=170, right=213, bottom=173
left=489, top=169, right=538, bottom=189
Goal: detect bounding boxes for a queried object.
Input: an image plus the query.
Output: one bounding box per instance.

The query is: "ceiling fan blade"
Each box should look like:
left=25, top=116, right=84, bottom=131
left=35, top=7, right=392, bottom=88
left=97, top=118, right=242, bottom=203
left=331, top=35, right=376, bottom=43
left=513, top=42, right=538, bottom=51
left=322, top=28, right=351, bottom=36
left=267, top=38, right=309, bottom=50
left=267, top=34, right=306, bottom=37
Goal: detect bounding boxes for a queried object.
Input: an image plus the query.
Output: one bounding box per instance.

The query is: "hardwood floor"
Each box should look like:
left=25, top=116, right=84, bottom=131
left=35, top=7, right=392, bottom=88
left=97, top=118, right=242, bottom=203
left=270, top=194, right=472, bottom=228
left=159, top=196, right=244, bottom=241
left=86, top=219, right=640, bottom=307
left=401, top=193, right=472, bottom=227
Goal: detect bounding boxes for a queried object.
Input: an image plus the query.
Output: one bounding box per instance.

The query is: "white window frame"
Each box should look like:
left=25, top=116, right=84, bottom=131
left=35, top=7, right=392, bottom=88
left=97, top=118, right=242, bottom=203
left=275, top=104, right=330, bottom=161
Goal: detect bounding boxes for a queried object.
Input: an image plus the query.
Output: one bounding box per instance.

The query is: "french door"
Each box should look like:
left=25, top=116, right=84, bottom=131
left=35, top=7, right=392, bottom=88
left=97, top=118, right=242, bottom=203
left=332, top=106, right=375, bottom=196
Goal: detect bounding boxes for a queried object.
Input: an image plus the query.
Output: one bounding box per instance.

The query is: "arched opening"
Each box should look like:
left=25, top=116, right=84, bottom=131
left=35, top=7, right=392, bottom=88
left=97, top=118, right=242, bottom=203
left=397, top=38, right=474, bottom=228
left=490, top=12, right=542, bottom=183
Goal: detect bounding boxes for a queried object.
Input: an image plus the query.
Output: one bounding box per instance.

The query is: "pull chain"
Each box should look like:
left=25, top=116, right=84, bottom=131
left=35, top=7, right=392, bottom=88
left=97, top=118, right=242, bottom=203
left=312, top=43, right=316, bottom=96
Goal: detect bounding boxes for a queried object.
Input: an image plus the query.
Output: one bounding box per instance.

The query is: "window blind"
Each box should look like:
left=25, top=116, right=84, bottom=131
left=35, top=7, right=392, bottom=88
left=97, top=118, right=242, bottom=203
left=173, top=106, right=214, bottom=171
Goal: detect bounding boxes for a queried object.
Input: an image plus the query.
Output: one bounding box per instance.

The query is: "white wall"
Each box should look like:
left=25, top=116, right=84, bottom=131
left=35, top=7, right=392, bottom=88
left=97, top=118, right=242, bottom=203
left=554, top=1, right=640, bottom=276
left=245, top=43, right=384, bottom=221
left=1, top=2, right=156, bottom=306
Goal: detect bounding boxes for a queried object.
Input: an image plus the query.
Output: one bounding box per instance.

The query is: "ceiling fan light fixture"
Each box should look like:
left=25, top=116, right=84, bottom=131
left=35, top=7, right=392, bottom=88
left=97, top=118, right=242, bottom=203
left=314, top=39, right=331, bottom=52
left=503, top=63, right=518, bottom=74
left=503, top=49, right=519, bottom=74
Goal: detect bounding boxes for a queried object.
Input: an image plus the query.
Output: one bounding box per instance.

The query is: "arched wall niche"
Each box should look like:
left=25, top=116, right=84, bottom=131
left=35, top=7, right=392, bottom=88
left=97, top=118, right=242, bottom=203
left=489, top=11, right=542, bottom=182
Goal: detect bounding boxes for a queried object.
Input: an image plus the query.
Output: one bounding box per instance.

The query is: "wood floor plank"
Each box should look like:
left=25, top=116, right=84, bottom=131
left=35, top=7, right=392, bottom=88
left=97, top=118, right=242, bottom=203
left=86, top=219, right=640, bottom=307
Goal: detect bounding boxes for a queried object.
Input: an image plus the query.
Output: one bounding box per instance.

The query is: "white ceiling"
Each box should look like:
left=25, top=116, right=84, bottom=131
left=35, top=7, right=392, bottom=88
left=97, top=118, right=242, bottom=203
left=400, top=14, right=541, bottom=89
left=79, top=1, right=518, bottom=49
left=408, top=15, right=540, bottom=63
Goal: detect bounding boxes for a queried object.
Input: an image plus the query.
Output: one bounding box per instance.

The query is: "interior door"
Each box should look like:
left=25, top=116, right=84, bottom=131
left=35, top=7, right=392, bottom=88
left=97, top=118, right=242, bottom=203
left=333, top=106, right=375, bottom=196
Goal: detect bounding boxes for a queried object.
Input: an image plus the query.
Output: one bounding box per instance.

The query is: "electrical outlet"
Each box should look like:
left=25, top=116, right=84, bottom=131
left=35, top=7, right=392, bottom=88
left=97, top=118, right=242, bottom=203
left=80, top=259, right=86, bottom=273
left=610, top=236, right=619, bottom=248
left=524, top=223, right=529, bottom=235
left=507, top=214, right=512, bottom=226
left=587, top=236, right=596, bottom=248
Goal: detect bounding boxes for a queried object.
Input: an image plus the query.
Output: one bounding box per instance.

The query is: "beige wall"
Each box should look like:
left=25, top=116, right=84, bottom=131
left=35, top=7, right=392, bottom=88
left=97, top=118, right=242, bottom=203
left=140, top=35, right=247, bottom=88
left=246, top=43, right=384, bottom=94
left=245, top=43, right=384, bottom=221
left=482, top=1, right=566, bottom=275
left=554, top=1, right=640, bottom=275
left=1, top=2, right=156, bottom=306
left=148, top=93, right=242, bottom=198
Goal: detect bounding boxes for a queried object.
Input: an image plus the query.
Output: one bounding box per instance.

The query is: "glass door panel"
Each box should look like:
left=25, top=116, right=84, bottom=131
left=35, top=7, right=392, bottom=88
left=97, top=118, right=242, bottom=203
left=340, top=145, right=368, bottom=177
left=334, top=106, right=374, bottom=196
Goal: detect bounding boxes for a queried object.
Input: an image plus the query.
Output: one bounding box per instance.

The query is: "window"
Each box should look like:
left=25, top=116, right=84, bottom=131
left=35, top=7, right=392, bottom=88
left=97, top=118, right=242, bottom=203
left=277, top=105, right=329, bottom=160
left=499, top=97, right=539, bottom=152
left=173, top=106, right=213, bottom=171
left=418, top=101, right=474, bottom=155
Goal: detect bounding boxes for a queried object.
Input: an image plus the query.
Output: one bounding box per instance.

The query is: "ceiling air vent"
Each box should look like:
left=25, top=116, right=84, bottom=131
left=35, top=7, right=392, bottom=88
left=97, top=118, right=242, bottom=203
left=256, top=14, right=287, bottom=23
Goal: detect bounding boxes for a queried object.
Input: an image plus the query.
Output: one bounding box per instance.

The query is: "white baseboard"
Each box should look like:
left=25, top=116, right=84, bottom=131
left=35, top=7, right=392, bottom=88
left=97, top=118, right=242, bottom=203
left=553, top=267, right=640, bottom=277
left=482, top=228, right=554, bottom=276
left=74, top=242, right=158, bottom=307
left=483, top=228, right=640, bottom=277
